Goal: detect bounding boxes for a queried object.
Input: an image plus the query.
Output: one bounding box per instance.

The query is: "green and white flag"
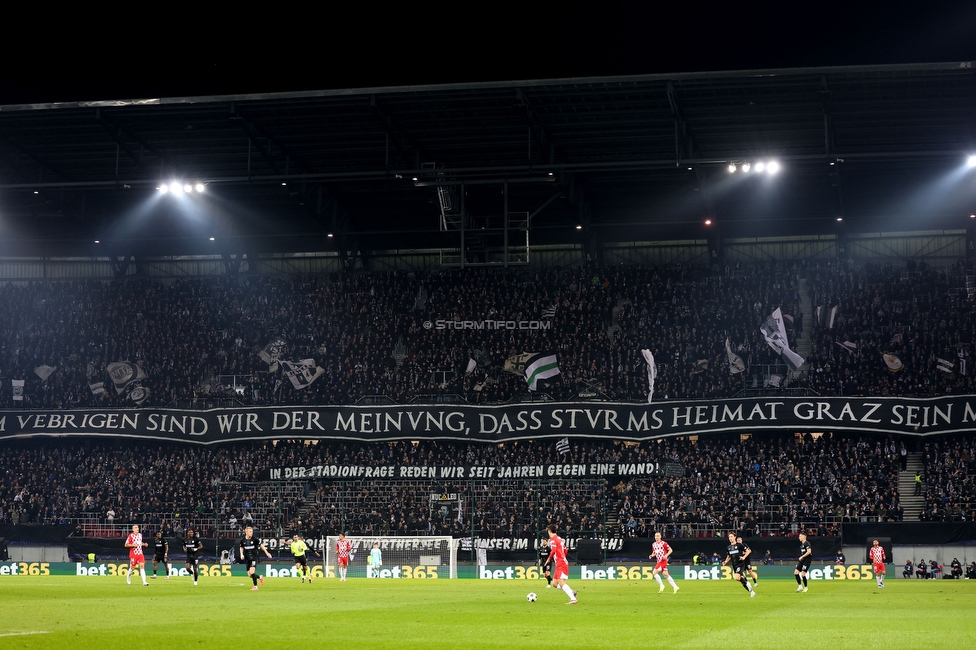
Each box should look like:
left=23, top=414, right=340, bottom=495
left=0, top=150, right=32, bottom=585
left=525, top=353, right=560, bottom=391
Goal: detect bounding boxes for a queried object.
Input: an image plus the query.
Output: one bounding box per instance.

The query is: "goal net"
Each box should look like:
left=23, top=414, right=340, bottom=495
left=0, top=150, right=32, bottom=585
left=324, top=535, right=457, bottom=579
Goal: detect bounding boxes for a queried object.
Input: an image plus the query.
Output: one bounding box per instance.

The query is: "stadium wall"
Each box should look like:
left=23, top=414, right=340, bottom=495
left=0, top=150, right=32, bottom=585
left=0, top=230, right=965, bottom=280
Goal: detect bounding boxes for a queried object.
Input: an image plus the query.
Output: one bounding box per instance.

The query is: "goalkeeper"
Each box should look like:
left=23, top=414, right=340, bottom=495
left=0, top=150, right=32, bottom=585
left=367, top=543, right=382, bottom=578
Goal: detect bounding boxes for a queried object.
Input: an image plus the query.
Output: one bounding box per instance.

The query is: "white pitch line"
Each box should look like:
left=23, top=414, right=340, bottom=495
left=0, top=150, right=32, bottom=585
left=0, top=631, right=50, bottom=637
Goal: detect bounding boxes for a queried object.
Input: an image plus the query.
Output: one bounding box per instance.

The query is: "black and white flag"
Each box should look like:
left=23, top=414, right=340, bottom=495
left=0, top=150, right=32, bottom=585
left=725, top=338, right=746, bottom=375
left=257, top=338, right=288, bottom=372
left=936, top=358, right=955, bottom=374
left=12, top=379, right=24, bottom=401
left=556, top=437, right=570, bottom=455
left=640, top=349, right=657, bottom=403
left=760, top=308, right=805, bottom=370
left=107, top=362, right=147, bottom=394
left=34, top=365, right=57, bottom=381
left=280, top=359, right=325, bottom=390
left=128, top=384, right=150, bottom=405
left=89, top=382, right=106, bottom=396
left=883, top=353, right=904, bottom=373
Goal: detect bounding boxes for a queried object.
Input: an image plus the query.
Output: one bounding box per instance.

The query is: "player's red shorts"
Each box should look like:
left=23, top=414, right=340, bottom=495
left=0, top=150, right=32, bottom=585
left=655, top=559, right=669, bottom=572
left=338, top=557, right=349, bottom=568
left=129, top=553, right=145, bottom=566
left=554, top=563, right=569, bottom=580
left=874, top=562, right=885, bottom=574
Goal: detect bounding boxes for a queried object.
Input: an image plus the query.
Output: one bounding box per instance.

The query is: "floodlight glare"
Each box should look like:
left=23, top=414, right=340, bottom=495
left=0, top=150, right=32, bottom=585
left=169, top=182, right=183, bottom=195
left=195, top=183, right=205, bottom=193
left=742, top=163, right=751, bottom=173
left=967, top=155, right=976, bottom=168
left=159, top=185, right=168, bottom=193
left=755, top=162, right=765, bottom=173
left=728, top=163, right=736, bottom=173
left=766, top=161, right=780, bottom=174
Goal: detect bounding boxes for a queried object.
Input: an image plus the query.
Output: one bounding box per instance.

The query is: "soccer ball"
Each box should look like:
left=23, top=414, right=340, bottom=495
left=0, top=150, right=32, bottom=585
left=526, top=592, right=537, bottom=602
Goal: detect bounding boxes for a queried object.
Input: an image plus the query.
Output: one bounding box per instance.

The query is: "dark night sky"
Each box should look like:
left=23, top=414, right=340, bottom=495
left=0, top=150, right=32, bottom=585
left=4, top=2, right=976, bottom=105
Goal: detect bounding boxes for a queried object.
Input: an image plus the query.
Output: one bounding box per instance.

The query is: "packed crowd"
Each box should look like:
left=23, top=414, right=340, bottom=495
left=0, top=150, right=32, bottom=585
left=0, top=431, right=914, bottom=539
left=918, top=435, right=976, bottom=522
left=805, top=260, right=973, bottom=397
left=1, top=259, right=975, bottom=407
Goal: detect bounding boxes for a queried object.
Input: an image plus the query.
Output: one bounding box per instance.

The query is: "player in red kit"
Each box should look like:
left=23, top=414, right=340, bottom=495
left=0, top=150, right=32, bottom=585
left=124, top=524, right=149, bottom=586
left=650, top=532, right=679, bottom=594
left=336, top=533, right=352, bottom=581
left=869, top=539, right=886, bottom=588
left=547, top=524, right=578, bottom=605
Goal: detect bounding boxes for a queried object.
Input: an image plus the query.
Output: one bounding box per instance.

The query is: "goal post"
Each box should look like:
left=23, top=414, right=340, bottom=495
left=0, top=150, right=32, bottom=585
left=324, top=535, right=457, bottom=579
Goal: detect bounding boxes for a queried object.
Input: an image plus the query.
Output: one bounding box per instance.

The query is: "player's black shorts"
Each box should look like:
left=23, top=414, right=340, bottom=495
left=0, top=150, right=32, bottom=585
left=185, top=554, right=200, bottom=566
left=732, top=563, right=747, bottom=576
left=795, top=559, right=812, bottom=572
left=154, top=553, right=167, bottom=563
left=244, top=557, right=258, bottom=569
left=294, top=555, right=308, bottom=567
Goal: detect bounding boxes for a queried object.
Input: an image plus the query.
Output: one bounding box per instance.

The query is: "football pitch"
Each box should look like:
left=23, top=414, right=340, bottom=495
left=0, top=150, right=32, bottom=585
left=1, top=576, right=973, bottom=649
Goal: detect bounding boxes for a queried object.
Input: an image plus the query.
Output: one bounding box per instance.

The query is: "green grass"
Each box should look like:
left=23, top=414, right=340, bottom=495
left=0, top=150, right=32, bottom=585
left=1, top=576, right=974, bottom=649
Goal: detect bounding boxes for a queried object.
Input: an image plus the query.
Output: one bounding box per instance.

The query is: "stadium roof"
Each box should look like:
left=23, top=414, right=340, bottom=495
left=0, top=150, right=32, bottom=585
left=2, top=62, right=976, bottom=259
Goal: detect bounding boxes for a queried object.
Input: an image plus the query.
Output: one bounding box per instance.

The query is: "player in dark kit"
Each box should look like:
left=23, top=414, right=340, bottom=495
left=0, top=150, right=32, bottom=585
left=183, top=529, right=204, bottom=586
left=240, top=526, right=272, bottom=590
left=737, top=536, right=758, bottom=585
left=794, top=532, right=812, bottom=593
left=538, top=538, right=553, bottom=588
left=151, top=531, right=170, bottom=579
left=722, top=531, right=756, bottom=597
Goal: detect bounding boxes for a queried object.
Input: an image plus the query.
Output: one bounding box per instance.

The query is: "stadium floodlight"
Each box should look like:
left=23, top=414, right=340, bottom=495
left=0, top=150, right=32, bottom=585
left=968, top=155, right=976, bottom=168
left=195, top=183, right=206, bottom=193
left=755, top=162, right=765, bottom=173
left=766, top=160, right=780, bottom=174
left=741, top=162, right=751, bottom=173
left=325, top=535, right=457, bottom=579
left=158, top=184, right=169, bottom=194
left=169, top=182, right=183, bottom=195
left=728, top=163, right=736, bottom=173
left=183, top=183, right=193, bottom=193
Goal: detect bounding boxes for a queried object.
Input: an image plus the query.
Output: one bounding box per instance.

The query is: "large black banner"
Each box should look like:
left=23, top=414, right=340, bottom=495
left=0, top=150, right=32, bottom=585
left=264, top=462, right=685, bottom=481
left=1, top=395, right=975, bottom=444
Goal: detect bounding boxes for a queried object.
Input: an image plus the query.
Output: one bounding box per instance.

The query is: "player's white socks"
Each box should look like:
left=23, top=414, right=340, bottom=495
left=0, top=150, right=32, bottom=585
left=126, top=569, right=132, bottom=584
left=654, top=574, right=664, bottom=588
left=561, top=584, right=575, bottom=600
left=666, top=575, right=678, bottom=589
left=140, top=568, right=148, bottom=585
